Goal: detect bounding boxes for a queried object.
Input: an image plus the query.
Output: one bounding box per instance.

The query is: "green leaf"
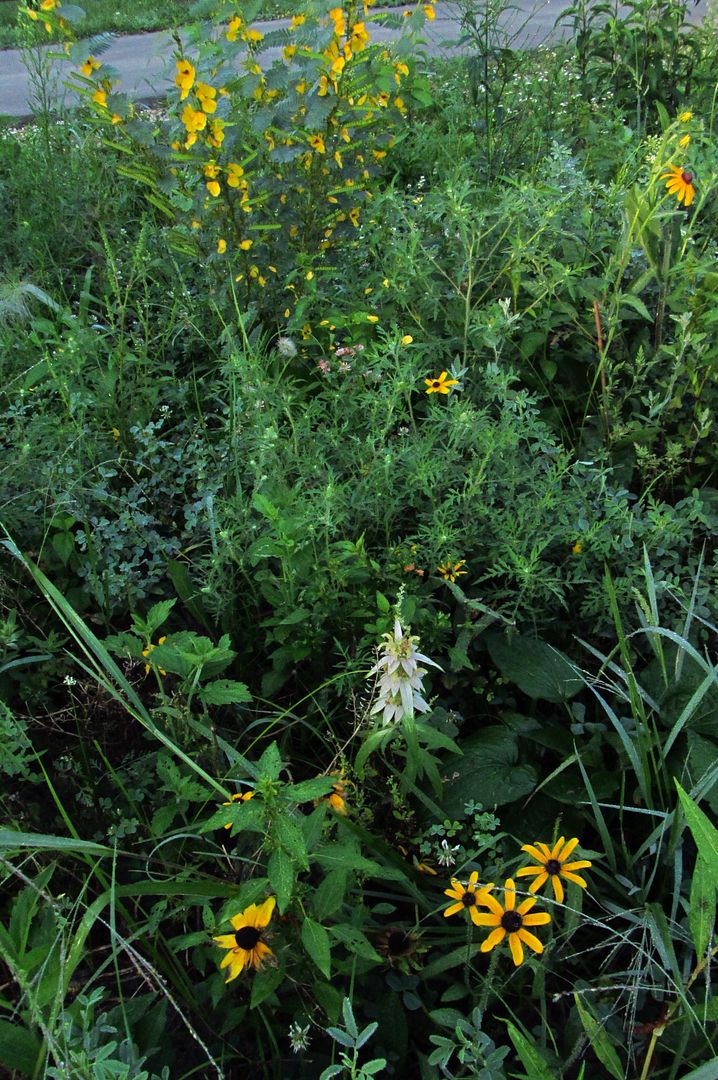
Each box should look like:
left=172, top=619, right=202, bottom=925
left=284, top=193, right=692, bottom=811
left=329, top=925, right=381, bottom=963
left=51, top=530, right=74, bottom=565
left=487, top=633, right=582, bottom=702
left=676, top=781, right=718, bottom=891
left=505, top=1022, right=555, bottom=1080
left=145, top=599, right=176, bottom=635
left=574, top=995, right=624, bottom=1080
left=268, top=848, right=294, bottom=912
left=689, top=856, right=716, bottom=958
left=679, top=1057, right=718, bottom=1080
left=0, top=829, right=113, bottom=857
left=283, top=777, right=336, bottom=803
left=302, top=918, right=332, bottom=978
left=249, top=966, right=284, bottom=1009
left=440, top=727, right=536, bottom=814
left=274, top=815, right=308, bottom=865
left=257, top=741, right=283, bottom=781
left=313, top=980, right=343, bottom=1022
left=0, top=1020, right=42, bottom=1077
left=198, top=679, right=252, bottom=706
left=313, top=869, right=347, bottom=921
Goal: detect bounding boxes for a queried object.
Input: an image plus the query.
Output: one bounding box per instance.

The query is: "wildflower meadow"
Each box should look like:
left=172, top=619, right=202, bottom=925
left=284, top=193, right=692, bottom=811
left=1, top=0, right=718, bottom=1075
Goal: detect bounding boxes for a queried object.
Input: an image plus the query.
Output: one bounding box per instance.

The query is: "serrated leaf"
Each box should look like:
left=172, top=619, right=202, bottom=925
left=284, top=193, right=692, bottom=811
left=284, top=777, right=336, bottom=803
left=313, top=869, right=347, bottom=921
left=300, top=920, right=330, bottom=980
left=257, top=741, right=283, bottom=781
left=268, top=848, right=294, bottom=912
left=198, top=679, right=252, bottom=706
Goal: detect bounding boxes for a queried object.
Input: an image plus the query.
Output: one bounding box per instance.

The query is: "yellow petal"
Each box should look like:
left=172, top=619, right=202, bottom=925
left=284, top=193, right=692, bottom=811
left=562, top=870, right=588, bottom=888
left=516, top=865, right=545, bottom=878
left=444, top=901, right=465, bottom=918
left=551, top=875, right=565, bottom=904
left=213, top=935, right=237, bottom=949
left=508, top=932, right=524, bottom=966
left=478, top=889, right=504, bottom=916
left=469, top=909, right=501, bottom=927
left=528, top=872, right=548, bottom=894
left=523, top=911, right=551, bottom=926
left=504, top=879, right=516, bottom=910
left=254, top=896, right=276, bottom=928
left=521, top=844, right=548, bottom=864
left=516, top=896, right=537, bottom=916
left=480, top=927, right=505, bottom=952
left=562, top=860, right=592, bottom=872
left=518, top=928, right=544, bottom=953
left=557, top=837, right=579, bottom=862
left=550, top=836, right=565, bottom=860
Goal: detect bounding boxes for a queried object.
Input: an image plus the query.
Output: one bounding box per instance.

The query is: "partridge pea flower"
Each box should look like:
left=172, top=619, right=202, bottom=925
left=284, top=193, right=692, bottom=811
left=516, top=837, right=592, bottom=904
left=213, top=897, right=276, bottom=981
left=476, top=879, right=551, bottom=966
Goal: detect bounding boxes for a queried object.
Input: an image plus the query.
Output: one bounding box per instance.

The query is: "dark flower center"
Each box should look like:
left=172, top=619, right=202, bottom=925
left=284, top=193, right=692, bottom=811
left=501, top=910, right=523, bottom=933
left=432, top=380, right=441, bottom=388
left=546, top=859, right=562, bottom=876
left=234, top=926, right=261, bottom=950
left=681, top=170, right=694, bottom=184
left=387, top=930, right=413, bottom=955
left=462, top=891, right=477, bottom=907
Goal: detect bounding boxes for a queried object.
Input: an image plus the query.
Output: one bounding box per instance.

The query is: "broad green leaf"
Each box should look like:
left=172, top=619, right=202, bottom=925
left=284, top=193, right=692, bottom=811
left=678, top=1059, right=718, bottom=1080
left=302, top=918, right=331, bottom=977
left=313, top=869, right=347, bottom=921
left=441, top=727, right=536, bottom=814
left=505, top=1022, right=555, bottom=1080
left=257, top=741, right=283, bottom=781
left=250, top=966, right=284, bottom=1009
left=0, top=1020, right=41, bottom=1077
left=487, top=633, right=582, bottom=702
left=283, top=777, right=336, bottom=803
left=676, top=781, right=718, bottom=891
left=574, top=995, right=624, bottom=1080
left=689, top=857, right=716, bottom=958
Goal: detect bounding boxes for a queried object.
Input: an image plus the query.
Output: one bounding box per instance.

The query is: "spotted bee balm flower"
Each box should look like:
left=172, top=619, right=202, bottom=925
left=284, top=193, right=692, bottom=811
left=368, top=618, right=441, bottom=725
left=213, top=897, right=276, bottom=981
left=516, top=836, right=592, bottom=904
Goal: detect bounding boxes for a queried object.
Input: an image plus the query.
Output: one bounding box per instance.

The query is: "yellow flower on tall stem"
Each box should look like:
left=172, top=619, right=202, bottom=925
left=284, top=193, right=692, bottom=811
left=444, top=871, right=493, bottom=926
left=660, top=164, right=696, bottom=207
left=474, top=878, right=551, bottom=966
left=437, top=559, right=467, bottom=582
left=516, top=837, right=592, bottom=903
left=425, top=371, right=458, bottom=395
left=213, top=897, right=276, bottom=981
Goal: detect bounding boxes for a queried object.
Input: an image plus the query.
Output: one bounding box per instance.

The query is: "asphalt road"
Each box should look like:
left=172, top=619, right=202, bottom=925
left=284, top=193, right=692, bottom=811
left=0, top=0, right=709, bottom=120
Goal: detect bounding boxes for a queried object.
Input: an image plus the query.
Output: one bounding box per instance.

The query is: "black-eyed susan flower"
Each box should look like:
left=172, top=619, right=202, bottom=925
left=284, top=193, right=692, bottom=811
left=221, top=789, right=254, bottom=829
left=377, top=926, right=419, bottom=966
left=475, top=878, right=551, bottom=966
left=213, top=897, right=276, bottom=981
left=425, top=372, right=458, bottom=395
left=516, top=837, right=592, bottom=904
left=437, top=559, right=467, bottom=582
left=444, top=870, right=493, bottom=926
left=142, top=636, right=167, bottom=676
left=660, top=164, right=696, bottom=207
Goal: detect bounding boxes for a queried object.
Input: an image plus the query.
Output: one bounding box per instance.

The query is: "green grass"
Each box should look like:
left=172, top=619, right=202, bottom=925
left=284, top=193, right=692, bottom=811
left=0, top=0, right=291, bottom=49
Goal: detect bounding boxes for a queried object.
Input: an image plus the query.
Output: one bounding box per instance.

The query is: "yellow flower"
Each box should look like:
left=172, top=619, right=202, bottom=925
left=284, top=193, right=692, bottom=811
left=366, top=314, right=379, bottom=323
left=679, top=110, right=692, bottom=122
left=473, top=879, right=551, bottom=966
left=349, top=207, right=360, bottom=227
left=207, top=181, right=220, bottom=197
left=221, top=789, right=254, bottom=828
left=516, top=837, right=592, bottom=904
left=226, top=162, right=244, bottom=188
left=40, top=0, right=59, bottom=8
left=290, top=13, right=305, bottom=28
left=660, top=163, right=696, bottom=206
left=182, top=103, right=207, bottom=134
left=239, top=238, right=253, bottom=250
left=401, top=334, right=413, bottom=345
left=326, top=772, right=348, bottom=814
left=301, top=323, right=312, bottom=340
left=196, top=82, right=217, bottom=114
left=217, top=238, right=227, bottom=254
left=245, top=27, right=264, bottom=42
left=308, top=133, right=326, bottom=154
left=349, top=21, right=370, bottom=51
left=571, top=541, right=583, bottom=555
left=213, top=897, right=276, bottom=981
left=208, top=119, right=225, bottom=148
left=226, top=15, right=242, bottom=41
left=679, top=133, right=690, bottom=149
left=111, top=426, right=120, bottom=440
left=92, top=88, right=107, bottom=108
left=425, top=371, right=458, bottom=395
left=444, top=871, right=494, bottom=926
left=175, top=59, right=195, bottom=100
left=437, top=559, right=467, bottom=582
left=142, top=636, right=167, bottom=676
left=80, top=55, right=101, bottom=76
left=394, top=96, right=406, bottom=115
left=424, top=3, right=435, bottom=18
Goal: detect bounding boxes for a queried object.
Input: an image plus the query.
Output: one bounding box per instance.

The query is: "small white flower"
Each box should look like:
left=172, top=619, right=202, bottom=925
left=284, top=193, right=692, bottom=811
left=368, top=618, right=441, bottom=726
left=63, top=675, right=77, bottom=687
left=288, top=1021, right=311, bottom=1053
left=436, top=839, right=460, bottom=867
left=275, top=336, right=298, bottom=359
